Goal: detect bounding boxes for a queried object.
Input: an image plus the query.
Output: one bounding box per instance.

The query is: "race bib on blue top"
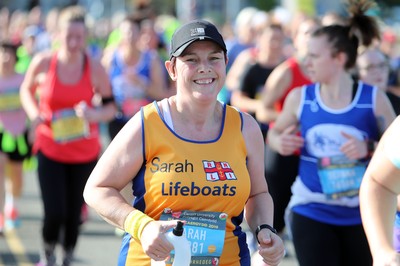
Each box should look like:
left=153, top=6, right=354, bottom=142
left=318, top=155, right=366, bottom=199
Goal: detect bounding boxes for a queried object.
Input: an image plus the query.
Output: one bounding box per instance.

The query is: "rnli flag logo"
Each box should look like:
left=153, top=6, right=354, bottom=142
left=203, top=160, right=237, bottom=181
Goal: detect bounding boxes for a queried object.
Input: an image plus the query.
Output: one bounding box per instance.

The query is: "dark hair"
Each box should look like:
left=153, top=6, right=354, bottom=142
left=0, top=41, right=17, bottom=60
left=123, top=13, right=142, bottom=27
left=312, top=0, right=380, bottom=70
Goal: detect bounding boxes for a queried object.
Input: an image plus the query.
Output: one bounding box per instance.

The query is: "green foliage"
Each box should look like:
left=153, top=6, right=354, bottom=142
left=150, top=0, right=176, bottom=15
left=380, top=0, right=399, bottom=6
left=248, top=0, right=277, bottom=11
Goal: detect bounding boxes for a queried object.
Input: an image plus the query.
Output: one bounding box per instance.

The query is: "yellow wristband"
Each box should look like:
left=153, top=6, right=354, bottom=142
left=124, top=210, right=154, bottom=241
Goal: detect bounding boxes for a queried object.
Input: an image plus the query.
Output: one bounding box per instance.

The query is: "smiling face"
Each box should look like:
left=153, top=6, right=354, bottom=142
left=166, top=40, right=227, bottom=103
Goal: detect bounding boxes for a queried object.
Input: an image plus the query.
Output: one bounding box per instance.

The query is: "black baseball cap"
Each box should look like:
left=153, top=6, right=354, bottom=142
left=169, top=19, right=227, bottom=59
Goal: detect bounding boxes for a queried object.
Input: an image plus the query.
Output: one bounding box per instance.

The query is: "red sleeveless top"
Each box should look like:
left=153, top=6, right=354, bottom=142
left=34, top=53, right=100, bottom=163
left=274, top=57, right=311, bottom=112
left=270, top=57, right=311, bottom=154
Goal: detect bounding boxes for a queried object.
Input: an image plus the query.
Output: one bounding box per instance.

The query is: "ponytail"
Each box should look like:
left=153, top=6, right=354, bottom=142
left=312, top=0, right=380, bottom=70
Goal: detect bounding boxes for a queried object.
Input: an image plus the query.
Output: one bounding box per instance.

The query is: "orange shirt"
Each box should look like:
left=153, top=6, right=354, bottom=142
left=119, top=102, right=252, bottom=266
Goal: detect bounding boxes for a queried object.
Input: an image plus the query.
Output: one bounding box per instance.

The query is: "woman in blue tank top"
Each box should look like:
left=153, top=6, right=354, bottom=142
left=101, top=15, right=170, bottom=140
left=267, top=0, right=396, bottom=265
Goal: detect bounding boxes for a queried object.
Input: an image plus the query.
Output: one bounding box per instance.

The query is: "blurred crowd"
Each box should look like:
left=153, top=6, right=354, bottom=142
left=0, top=3, right=398, bottom=90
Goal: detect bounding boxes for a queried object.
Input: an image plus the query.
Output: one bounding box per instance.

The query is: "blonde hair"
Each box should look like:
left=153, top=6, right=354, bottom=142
left=57, top=5, right=86, bottom=29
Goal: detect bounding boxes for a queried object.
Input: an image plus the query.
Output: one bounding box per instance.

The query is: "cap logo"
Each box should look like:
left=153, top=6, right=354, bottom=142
left=190, top=27, right=205, bottom=37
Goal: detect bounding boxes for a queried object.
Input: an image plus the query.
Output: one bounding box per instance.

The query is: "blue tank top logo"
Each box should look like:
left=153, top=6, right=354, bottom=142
left=310, top=99, right=319, bottom=112
left=305, top=123, right=367, bottom=157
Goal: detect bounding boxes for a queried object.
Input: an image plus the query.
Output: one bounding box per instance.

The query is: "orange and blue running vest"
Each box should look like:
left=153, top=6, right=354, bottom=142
left=118, top=102, right=252, bottom=266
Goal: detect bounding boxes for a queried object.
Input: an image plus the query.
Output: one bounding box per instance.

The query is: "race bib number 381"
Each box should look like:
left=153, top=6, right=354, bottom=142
left=159, top=209, right=227, bottom=266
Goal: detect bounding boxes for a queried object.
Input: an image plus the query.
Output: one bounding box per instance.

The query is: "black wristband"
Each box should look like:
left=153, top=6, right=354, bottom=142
left=255, top=224, right=277, bottom=244
left=366, top=139, right=375, bottom=157
left=101, top=96, right=115, bottom=105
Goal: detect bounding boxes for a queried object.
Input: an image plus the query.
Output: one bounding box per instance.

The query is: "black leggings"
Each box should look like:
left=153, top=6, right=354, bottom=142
left=37, top=151, right=97, bottom=251
left=108, top=118, right=127, bottom=141
left=290, top=212, right=372, bottom=266
left=265, top=145, right=299, bottom=233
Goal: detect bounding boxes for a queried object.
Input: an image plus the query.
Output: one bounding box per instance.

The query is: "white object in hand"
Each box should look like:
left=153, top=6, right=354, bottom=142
left=152, top=221, right=191, bottom=266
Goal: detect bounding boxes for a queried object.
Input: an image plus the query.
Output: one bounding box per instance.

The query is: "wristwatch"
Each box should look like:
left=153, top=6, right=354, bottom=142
left=255, top=224, right=277, bottom=244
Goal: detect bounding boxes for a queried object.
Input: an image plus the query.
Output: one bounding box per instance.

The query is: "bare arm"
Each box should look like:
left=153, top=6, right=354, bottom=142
left=339, top=89, right=395, bottom=160
left=20, top=52, right=52, bottom=144
left=244, top=112, right=272, bottom=229
left=225, top=49, right=252, bottom=92
left=20, top=52, right=51, bottom=121
left=374, top=89, right=396, bottom=136
left=230, top=69, right=262, bottom=113
left=146, top=53, right=172, bottom=99
left=242, top=113, right=285, bottom=266
left=100, top=45, right=115, bottom=73
left=83, top=58, right=117, bottom=123
left=84, top=112, right=178, bottom=260
left=267, top=88, right=304, bottom=155
left=256, top=62, right=292, bottom=124
left=83, top=112, right=143, bottom=227
left=360, top=116, right=400, bottom=265
left=230, top=91, right=262, bottom=114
